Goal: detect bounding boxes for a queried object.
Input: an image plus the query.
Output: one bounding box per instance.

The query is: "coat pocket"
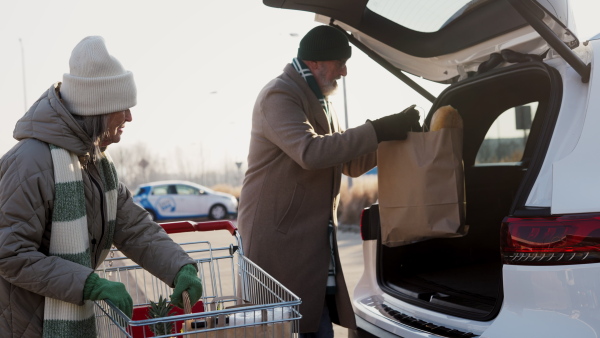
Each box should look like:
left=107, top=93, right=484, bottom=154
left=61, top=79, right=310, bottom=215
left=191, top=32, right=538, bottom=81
left=276, top=184, right=305, bottom=234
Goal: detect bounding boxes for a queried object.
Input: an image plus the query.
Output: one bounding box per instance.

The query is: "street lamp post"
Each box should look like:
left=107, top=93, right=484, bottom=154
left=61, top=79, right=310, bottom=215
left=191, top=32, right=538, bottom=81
left=19, top=38, right=27, bottom=112
left=235, top=161, right=243, bottom=186
left=342, top=76, right=352, bottom=188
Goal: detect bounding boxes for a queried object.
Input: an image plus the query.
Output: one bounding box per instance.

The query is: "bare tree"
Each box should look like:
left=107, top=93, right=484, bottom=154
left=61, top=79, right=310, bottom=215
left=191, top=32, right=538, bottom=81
left=111, top=142, right=245, bottom=190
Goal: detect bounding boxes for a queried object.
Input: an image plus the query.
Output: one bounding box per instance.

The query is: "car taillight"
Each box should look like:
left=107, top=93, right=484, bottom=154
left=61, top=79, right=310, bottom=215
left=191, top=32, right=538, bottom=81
left=501, top=214, right=600, bottom=265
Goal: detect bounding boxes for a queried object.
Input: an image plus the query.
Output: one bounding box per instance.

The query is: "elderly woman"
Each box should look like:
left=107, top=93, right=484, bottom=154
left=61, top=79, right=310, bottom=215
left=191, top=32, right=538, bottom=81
left=0, top=36, right=202, bottom=337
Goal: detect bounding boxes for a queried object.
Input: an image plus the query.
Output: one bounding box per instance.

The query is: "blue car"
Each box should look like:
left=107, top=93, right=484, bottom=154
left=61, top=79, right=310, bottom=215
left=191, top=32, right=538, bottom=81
left=132, top=180, right=238, bottom=221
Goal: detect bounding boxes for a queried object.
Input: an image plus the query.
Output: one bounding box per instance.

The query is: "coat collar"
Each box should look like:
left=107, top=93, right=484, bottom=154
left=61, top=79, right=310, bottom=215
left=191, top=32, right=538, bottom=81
left=13, top=83, right=93, bottom=156
left=283, top=64, right=333, bottom=134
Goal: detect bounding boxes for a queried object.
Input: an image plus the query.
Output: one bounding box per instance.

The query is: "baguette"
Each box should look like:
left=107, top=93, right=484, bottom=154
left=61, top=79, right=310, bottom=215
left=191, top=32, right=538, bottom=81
left=430, top=105, right=462, bottom=131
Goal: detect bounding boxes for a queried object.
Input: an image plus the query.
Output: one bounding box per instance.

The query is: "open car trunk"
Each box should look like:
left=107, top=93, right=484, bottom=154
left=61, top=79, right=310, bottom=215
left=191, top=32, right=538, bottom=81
left=376, top=60, right=563, bottom=321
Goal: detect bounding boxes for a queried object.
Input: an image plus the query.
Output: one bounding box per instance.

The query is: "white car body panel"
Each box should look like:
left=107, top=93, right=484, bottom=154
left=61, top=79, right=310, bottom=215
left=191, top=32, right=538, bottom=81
left=525, top=44, right=592, bottom=208
left=538, top=0, right=575, bottom=32
left=315, top=0, right=577, bottom=83
left=482, top=264, right=600, bottom=337
left=319, top=15, right=550, bottom=83
left=147, top=194, right=179, bottom=217
left=354, top=240, right=600, bottom=337
left=552, top=39, right=600, bottom=214
left=177, top=194, right=203, bottom=215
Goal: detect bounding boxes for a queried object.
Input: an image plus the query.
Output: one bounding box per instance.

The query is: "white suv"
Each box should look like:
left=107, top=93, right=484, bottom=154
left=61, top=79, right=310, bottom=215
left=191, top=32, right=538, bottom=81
left=265, top=0, right=599, bottom=337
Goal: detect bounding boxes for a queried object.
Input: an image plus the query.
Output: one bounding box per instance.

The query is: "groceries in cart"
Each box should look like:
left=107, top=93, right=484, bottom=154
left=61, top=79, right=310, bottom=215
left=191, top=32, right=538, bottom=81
left=94, top=220, right=301, bottom=337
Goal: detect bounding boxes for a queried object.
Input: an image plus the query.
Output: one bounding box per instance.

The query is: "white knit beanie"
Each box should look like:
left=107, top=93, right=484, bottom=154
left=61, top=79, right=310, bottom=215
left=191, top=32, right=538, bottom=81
left=61, top=36, right=137, bottom=116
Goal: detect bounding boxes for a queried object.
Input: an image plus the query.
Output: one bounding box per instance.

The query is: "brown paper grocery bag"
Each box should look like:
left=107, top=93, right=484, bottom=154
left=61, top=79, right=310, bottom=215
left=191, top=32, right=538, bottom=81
left=377, top=127, right=467, bottom=247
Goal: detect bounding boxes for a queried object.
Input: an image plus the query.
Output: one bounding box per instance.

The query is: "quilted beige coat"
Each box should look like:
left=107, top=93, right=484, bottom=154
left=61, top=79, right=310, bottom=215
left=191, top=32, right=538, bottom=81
left=237, top=64, right=378, bottom=333
left=0, top=84, right=196, bottom=337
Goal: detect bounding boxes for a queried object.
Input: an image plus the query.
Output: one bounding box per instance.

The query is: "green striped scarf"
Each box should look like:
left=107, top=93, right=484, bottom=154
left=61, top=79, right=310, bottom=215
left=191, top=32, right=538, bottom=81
left=43, top=145, right=118, bottom=338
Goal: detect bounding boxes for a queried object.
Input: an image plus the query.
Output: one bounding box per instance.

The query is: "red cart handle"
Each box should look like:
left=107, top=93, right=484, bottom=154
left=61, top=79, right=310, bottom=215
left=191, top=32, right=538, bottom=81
left=160, top=220, right=238, bottom=236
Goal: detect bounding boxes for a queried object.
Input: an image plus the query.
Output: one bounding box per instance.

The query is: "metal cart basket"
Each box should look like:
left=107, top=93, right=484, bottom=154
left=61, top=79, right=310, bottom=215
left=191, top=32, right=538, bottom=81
left=94, top=220, right=301, bottom=337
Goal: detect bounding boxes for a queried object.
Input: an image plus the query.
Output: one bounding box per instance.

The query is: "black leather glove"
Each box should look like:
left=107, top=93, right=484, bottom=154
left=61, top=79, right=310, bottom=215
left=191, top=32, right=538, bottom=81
left=369, top=105, right=421, bottom=142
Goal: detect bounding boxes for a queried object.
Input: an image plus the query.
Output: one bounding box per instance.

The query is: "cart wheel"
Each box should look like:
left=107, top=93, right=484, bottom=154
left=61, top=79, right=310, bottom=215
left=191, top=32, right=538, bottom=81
left=209, top=204, right=227, bottom=220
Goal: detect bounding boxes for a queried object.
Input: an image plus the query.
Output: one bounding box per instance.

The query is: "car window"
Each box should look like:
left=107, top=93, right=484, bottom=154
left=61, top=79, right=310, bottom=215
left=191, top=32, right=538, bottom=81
left=152, top=185, right=169, bottom=195
left=475, top=102, right=538, bottom=164
left=367, top=0, right=485, bottom=33
left=176, top=184, right=200, bottom=195
left=167, top=185, right=178, bottom=195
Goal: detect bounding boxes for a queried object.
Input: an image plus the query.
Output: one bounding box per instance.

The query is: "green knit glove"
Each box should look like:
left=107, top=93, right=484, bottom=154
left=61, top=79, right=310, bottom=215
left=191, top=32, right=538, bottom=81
left=84, top=273, right=133, bottom=318
left=170, top=264, right=203, bottom=309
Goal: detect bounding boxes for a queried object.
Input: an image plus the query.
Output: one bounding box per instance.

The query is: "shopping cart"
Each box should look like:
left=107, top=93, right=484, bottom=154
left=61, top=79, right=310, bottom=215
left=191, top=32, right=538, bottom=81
left=94, top=220, right=301, bottom=337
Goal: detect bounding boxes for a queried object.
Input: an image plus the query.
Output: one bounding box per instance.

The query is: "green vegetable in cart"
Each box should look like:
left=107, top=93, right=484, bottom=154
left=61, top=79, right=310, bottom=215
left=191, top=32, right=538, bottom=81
left=148, top=295, right=174, bottom=336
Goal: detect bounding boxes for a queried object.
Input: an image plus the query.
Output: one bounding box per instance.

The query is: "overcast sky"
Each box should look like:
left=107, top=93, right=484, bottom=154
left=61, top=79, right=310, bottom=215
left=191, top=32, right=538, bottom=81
left=0, top=0, right=598, bottom=170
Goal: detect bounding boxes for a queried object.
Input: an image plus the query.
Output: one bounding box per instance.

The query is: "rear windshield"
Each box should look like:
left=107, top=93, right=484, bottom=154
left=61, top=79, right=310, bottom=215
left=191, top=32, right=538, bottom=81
left=367, top=0, right=488, bottom=33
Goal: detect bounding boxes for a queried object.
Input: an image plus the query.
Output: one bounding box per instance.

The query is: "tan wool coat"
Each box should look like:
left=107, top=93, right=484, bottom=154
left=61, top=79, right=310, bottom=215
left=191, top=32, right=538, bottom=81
left=237, top=64, right=378, bottom=333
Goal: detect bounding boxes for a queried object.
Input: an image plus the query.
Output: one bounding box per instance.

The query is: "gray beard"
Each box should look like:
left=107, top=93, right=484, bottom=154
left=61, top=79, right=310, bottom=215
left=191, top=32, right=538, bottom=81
left=321, top=81, right=338, bottom=97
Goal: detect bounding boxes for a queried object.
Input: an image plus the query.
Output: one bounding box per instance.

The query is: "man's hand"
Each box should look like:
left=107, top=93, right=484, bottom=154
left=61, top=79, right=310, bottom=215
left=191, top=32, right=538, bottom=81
left=368, top=105, right=421, bottom=142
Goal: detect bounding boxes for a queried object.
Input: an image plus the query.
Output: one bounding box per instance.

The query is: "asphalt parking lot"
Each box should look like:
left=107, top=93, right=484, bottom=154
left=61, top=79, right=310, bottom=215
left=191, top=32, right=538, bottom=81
left=333, top=227, right=363, bottom=337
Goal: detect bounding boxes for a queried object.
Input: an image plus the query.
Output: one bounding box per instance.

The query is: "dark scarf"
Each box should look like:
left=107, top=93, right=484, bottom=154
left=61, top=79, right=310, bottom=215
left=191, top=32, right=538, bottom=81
left=292, top=58, right=332, bottom=125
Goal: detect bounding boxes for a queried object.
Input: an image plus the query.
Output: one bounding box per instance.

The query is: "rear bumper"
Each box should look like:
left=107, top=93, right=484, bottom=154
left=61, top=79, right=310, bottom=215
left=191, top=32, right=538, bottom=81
left=351, top=315, right=405, bottom=338
left=353, top=295, right=479, bottom=338
left=354, top=260, right=600, bottom=337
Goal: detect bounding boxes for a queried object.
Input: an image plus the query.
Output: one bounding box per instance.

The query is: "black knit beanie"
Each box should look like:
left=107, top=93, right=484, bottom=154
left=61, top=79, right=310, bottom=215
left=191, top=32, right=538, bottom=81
left=298, top=25, right=352, bottom=61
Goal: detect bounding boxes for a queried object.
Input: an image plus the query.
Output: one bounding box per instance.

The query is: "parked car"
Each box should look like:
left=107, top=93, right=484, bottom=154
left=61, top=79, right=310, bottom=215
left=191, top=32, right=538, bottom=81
left=132, top=180, right=238, bottom=221
left=266, top=0, right=600, bottom=337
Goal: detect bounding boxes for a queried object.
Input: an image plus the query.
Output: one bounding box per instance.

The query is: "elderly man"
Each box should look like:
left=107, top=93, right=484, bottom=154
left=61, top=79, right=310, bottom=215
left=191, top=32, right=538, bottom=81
left=237, top=25, right=420, bottom=337
left=0, top=36, right=202, bottom=337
